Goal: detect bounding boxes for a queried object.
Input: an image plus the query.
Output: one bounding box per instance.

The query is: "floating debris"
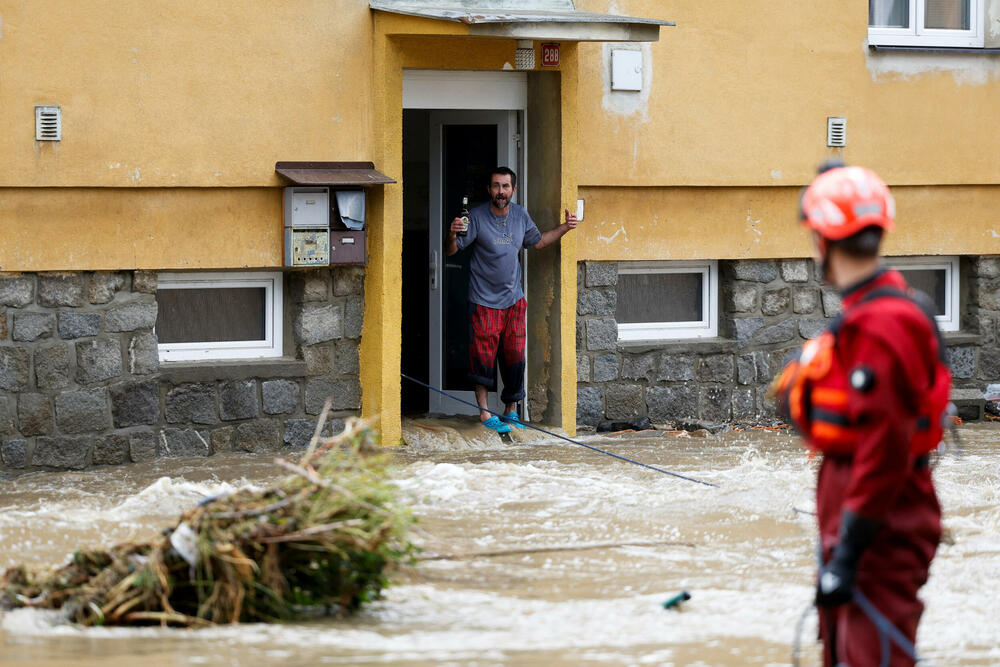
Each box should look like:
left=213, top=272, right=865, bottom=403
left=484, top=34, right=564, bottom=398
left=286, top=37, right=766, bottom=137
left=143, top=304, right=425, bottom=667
left=662, top=590, right=691, bottom=609
left=0, top=417, right=416, bottom=627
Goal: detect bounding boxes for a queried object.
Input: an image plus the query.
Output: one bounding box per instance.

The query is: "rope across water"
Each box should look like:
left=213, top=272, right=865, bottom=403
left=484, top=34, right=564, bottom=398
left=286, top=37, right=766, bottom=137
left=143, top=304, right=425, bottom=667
left=400, top=373, right=719, bottom=488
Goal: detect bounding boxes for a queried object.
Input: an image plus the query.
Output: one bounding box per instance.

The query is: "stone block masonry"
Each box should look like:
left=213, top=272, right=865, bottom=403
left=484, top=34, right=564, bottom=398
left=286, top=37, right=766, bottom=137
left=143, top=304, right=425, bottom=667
left=0, top=268, right=364, bottom=471
left=577, top=257, right=1000, bottom=427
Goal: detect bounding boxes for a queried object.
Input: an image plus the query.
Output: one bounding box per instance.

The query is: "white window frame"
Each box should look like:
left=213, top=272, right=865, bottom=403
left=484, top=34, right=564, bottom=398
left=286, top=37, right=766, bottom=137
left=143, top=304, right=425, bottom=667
left=887, top=256, right=961, bottom=332
left=156, top=272, right=284, bottom=362
left=616, top=260, right=719, bottom=342
left=868, top=0, right=985, bottom=48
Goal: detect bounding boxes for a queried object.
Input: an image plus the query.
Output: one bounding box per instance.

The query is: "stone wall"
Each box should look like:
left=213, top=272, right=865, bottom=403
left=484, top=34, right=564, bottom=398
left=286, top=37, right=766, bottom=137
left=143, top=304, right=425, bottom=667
left=577, top=256, right=1000, bottom=427
left=0, top=268, right=363, bottom=471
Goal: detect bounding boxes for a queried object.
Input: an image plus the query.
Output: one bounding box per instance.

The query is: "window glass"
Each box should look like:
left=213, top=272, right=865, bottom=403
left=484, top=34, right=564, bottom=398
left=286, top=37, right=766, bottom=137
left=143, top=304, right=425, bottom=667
left=156, top=272, right=283, bottom=361
left=870, top=0, right=910, bottom=27
left=616, top=272, right=703, bottom=324
left=896, top=268, right=946, bottom=316
left=156, top=287, right=266, bottom=343
left=924, top=0, right=970, bottom=29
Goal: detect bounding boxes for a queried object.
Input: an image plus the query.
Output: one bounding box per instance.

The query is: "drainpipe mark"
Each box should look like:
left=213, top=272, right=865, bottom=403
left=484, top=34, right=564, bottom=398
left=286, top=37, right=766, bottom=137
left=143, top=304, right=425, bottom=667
left=598, top=227, right=622, bottom=244
left=742, top=208, right=762, bottom=257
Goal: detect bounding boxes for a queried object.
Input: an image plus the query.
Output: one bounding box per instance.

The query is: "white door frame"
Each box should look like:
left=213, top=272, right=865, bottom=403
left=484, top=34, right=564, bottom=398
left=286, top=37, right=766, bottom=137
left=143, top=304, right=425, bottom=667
left=404, top=70, right=529, bottom=417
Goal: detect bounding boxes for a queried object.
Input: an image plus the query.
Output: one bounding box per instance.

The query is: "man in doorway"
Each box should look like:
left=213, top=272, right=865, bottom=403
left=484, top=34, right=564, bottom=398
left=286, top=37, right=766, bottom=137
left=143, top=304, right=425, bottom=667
left=773, top=162, right=948, bottom=665
left=445, top=166, right=578, bottom=434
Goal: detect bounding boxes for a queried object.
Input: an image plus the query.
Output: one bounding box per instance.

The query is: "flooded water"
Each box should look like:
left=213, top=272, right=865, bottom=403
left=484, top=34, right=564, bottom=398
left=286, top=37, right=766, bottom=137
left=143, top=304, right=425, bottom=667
left=1, top=424, right=998, bottom=666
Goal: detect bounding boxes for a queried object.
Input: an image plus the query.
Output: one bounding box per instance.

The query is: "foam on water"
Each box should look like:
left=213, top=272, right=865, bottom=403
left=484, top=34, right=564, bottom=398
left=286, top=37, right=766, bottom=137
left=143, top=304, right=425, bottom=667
left=1, top=426, right=998, bottom=664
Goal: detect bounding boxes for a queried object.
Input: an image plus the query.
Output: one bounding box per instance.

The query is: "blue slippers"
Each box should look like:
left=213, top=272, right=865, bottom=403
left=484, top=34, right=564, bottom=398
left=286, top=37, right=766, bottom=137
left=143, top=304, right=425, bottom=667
left=482, top=416, right=512, bottom=434
left=503, top=411, right=527, bottom=429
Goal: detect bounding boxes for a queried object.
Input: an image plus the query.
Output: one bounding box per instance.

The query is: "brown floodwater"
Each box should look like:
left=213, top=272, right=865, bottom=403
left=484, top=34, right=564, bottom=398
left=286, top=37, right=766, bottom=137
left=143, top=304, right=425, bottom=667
left=1, top=423, right=998, bottom=666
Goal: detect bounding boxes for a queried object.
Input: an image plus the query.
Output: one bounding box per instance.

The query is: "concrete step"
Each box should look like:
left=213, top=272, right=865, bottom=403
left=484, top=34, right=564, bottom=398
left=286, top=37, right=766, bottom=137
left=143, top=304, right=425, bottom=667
left=951, top=388, right=984, bottom=422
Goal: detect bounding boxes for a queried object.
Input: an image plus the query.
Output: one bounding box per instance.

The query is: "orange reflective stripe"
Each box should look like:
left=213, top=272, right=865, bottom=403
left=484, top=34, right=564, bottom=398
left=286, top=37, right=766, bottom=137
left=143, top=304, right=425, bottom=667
left=811, top=421, right=851, bottom=442
left=811, top=387, right=848, bottom=407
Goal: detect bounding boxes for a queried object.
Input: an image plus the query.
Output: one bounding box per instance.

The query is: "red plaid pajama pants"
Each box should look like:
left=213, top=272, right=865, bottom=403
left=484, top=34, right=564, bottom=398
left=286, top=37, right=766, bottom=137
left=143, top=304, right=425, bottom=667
left=468, top=297, right=527, bottom=404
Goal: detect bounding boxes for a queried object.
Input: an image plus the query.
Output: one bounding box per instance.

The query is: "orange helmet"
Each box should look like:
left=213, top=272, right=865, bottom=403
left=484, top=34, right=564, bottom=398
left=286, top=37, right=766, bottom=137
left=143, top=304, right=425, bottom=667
left=800, top=166, right=895, bottom=241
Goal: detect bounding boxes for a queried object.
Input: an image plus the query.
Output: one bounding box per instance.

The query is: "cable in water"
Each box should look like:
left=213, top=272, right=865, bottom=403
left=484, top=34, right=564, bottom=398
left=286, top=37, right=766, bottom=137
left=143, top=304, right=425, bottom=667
left=400, top=373, right=719, bottom=488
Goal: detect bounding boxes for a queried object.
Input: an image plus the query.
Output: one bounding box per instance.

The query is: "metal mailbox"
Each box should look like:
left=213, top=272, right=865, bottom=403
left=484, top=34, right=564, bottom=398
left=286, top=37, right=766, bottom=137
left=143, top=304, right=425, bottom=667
left=329, top=230, right=366, bottom=265
left=283, top=187, right=330, bottom=267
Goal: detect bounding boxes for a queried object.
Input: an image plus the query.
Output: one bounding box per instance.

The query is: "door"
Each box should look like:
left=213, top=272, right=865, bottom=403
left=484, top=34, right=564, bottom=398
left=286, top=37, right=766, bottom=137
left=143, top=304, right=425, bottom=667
left=428, top=110, right=522, bottom=415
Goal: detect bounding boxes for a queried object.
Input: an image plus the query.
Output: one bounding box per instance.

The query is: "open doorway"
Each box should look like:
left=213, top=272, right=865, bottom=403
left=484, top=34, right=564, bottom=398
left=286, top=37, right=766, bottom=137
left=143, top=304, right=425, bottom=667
left=401, top=107, right=522, bottom=417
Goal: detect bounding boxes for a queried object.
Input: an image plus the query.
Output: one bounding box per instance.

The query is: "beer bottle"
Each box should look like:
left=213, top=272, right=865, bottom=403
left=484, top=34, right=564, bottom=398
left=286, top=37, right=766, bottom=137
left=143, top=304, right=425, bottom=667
left=458, top=196, right=470, bottom=237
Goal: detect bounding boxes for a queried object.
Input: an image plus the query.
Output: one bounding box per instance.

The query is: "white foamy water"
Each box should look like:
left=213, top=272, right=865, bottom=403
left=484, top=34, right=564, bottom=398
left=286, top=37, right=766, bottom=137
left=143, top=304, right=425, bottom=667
left=1, top=426, right=997, bottom=665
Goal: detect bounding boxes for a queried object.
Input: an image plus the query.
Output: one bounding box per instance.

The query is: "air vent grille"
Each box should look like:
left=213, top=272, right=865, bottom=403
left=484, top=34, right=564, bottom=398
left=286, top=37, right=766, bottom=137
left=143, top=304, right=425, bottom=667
left=515, top=47, right=535, bottom=70
left=827, top=117, right=846, bottom=147
left=35, top=106, right=62, bottom=141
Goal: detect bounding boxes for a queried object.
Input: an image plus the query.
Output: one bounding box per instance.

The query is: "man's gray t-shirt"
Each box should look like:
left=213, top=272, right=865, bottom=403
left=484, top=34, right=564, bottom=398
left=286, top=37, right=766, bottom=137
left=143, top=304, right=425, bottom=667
left=455, top=202, right=541, bottom=309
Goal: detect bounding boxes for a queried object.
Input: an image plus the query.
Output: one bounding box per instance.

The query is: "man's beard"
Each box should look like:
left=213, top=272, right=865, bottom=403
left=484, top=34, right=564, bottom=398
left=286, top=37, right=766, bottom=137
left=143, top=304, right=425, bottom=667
left=491, top=194, right=509, bottom=210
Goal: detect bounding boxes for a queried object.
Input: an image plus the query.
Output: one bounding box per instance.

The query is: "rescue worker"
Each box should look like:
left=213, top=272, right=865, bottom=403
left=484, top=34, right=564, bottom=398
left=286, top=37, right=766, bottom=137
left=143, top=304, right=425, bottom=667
left=774, top=162, right=950, bottom=666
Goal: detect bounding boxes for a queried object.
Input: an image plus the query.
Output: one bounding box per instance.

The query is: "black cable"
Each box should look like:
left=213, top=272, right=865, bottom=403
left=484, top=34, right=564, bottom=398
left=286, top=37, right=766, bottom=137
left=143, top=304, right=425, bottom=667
left=401, top=373, right=719, bottom=488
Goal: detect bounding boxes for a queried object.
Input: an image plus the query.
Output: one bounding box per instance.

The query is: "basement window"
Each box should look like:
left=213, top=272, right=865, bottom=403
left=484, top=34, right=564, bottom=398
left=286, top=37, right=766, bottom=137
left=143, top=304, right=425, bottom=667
left=156, top=272, right=283, bottom=361
left=616, top=260, right=719, bottom=341
left=887, top=256, right=961, bottom=332
left=869, top=0, right=984, bottom=48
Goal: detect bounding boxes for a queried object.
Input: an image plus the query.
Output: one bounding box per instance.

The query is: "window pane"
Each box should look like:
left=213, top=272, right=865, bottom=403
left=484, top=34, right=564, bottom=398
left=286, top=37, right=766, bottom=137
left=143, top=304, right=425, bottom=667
left=156, top=287, right=266, bottom=343
left=869, top=0, right=910, bottom=27
left=924, top=0, right=970, bottom=30
left=897, top=268, right=946, bottom=315
left=616, top=272, right=703, bottom=324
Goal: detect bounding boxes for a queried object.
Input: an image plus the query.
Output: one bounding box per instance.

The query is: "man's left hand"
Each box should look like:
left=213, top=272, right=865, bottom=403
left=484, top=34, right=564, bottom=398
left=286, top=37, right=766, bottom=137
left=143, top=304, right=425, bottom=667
left=564, top=209, right=579, bottom=230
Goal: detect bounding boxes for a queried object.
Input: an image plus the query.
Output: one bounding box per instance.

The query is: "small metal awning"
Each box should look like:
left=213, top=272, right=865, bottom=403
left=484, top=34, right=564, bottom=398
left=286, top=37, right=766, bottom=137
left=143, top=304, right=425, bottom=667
left=275, top=162, right=396, bottom=187
left=370, top=0, right=673, bottom=42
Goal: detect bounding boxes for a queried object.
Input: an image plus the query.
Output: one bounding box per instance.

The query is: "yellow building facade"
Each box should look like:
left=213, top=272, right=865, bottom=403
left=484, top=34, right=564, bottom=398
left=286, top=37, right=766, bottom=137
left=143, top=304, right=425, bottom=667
left=2, top=1, right=998, bottom=469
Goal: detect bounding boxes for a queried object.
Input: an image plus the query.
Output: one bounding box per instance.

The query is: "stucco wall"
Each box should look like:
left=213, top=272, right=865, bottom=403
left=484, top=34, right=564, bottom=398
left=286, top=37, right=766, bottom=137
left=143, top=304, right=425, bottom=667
left=1, top=1, right=374, bottom=188
left=575, top=0, right=1000, bottom=187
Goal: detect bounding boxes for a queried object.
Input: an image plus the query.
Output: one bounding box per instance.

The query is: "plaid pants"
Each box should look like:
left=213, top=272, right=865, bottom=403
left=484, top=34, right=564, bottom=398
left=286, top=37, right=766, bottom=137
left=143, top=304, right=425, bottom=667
left=468, top=298, right=527, bottom=404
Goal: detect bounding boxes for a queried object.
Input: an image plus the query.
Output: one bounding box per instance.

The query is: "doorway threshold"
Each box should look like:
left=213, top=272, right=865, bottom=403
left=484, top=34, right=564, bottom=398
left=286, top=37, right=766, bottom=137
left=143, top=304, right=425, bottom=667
left=401, top=415, right=567, bottom=451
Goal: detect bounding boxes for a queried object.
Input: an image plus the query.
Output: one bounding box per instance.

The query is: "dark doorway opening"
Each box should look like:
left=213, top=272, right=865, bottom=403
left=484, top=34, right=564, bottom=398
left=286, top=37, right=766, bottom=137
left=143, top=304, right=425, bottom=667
left=401, top=110, right=500, bottom=415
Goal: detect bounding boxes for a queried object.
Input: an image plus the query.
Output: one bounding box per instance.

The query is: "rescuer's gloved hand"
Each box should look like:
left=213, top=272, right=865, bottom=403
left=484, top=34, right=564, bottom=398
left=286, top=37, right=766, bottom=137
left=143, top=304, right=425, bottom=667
left=815, top=510, right=880, bottom=608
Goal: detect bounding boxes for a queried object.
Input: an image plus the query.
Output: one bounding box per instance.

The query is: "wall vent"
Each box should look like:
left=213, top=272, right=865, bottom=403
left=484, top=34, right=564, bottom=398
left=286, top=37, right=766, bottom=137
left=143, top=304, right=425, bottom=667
left=827, top=117, right=846, bottom=147
left=515, top=40, right=535, bottom=70
left=35, top=106, right=62, bottom=141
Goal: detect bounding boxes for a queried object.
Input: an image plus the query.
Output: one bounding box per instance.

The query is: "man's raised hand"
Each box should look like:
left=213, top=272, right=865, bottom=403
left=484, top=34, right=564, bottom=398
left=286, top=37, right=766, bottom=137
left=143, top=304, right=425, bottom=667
left=564, top=209, right=579, bottom=230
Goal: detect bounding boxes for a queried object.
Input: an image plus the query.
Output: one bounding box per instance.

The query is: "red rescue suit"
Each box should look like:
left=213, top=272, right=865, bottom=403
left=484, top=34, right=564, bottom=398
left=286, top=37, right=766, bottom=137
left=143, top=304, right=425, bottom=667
left=778, top=269, right=945, bottom=666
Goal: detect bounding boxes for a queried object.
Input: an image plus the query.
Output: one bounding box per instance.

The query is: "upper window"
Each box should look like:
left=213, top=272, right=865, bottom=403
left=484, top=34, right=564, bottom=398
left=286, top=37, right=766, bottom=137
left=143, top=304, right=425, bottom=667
left=869, top=0, right=984, bottom=48
left=887, top=256, right=961, bottom=332
left=156, top=272, right=284, bottom=362
left=616, top=260, right=718, bottom=341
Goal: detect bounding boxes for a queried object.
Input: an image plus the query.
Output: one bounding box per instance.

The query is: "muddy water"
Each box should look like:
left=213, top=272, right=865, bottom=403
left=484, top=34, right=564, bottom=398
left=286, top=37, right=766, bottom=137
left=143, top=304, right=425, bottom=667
left=1, top=425, right=998, bottom=666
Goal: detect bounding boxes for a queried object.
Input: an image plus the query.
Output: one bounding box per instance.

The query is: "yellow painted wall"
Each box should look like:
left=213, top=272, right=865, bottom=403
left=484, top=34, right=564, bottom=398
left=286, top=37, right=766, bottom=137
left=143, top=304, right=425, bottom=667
left=577, top=185, right=1000, bottom=261
left=574, top=0, right=1000, bottom=188
left=1, top=0, right=374, bottom=188
left=0, top=188, right=280, bottom=271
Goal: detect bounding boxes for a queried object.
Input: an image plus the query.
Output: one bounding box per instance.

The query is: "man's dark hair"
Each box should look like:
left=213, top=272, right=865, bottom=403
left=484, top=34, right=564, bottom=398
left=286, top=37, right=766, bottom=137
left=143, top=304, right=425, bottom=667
left=491, top=166, right=517, bottom=189
left=829, top=226, right=883, bottom=258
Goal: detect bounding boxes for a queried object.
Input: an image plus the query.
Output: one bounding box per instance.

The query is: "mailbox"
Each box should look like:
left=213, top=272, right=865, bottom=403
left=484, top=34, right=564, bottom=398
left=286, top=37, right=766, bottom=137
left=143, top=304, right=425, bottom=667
left=329, top=230, right=366, bottom=265
left=283, top=187, right=330, bottom=267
